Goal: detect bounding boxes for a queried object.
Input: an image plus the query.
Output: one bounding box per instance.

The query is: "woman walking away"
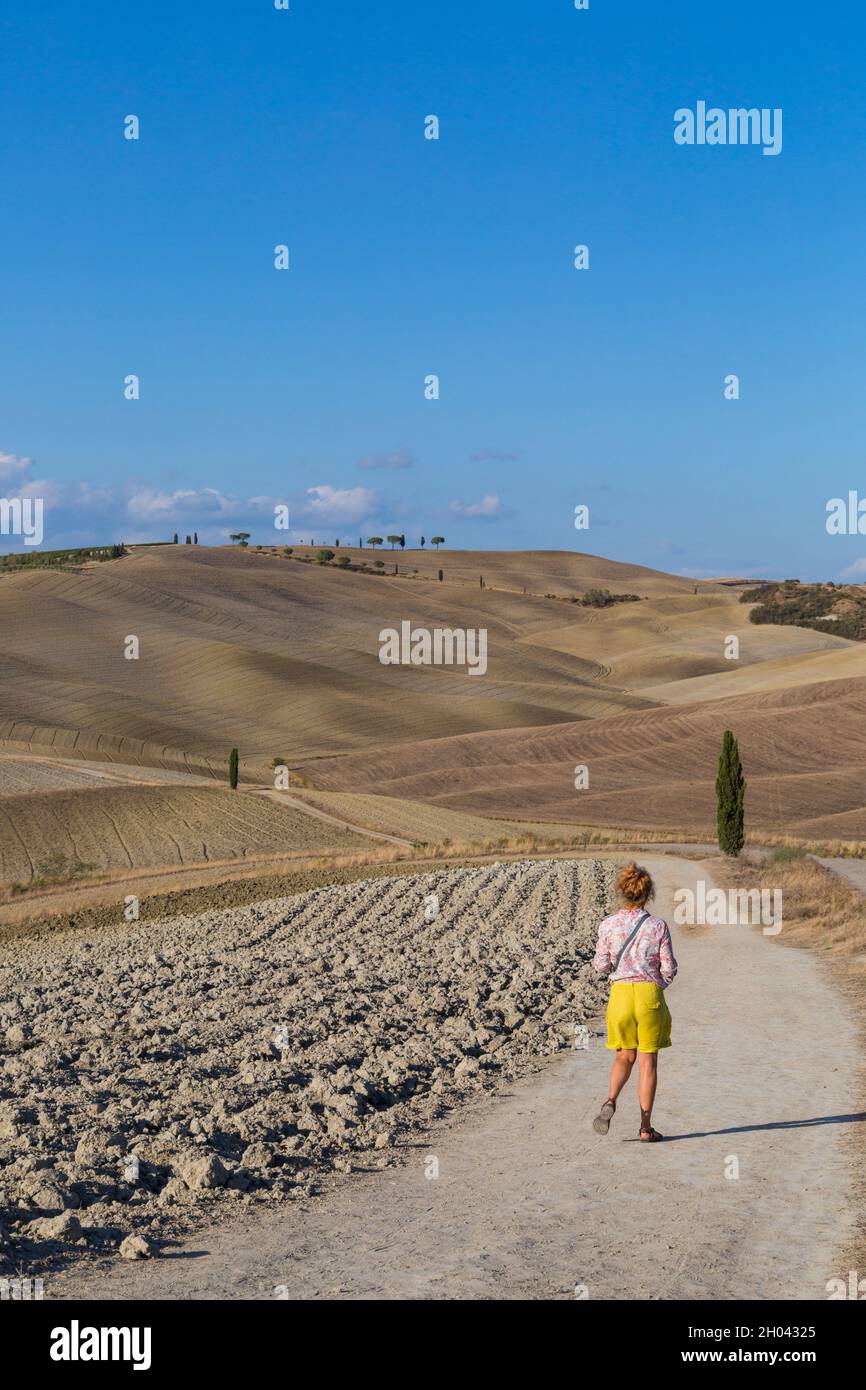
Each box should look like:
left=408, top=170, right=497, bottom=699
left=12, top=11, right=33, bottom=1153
left=591, top=862, right=677, bottom=1143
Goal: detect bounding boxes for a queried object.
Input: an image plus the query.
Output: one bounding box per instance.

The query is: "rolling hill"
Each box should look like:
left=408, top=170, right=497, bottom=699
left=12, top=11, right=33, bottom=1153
left=300, top=676, right=866, bottom=840
left=2, top=542, right=866, bottom=895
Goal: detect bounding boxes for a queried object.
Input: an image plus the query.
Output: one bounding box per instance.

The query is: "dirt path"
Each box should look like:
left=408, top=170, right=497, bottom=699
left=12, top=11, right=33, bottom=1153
left=50, top=855, right=862, bottom=1301
left=814, top=855, right=866, bottom=898
left=253, top=790, right=415, bottom=848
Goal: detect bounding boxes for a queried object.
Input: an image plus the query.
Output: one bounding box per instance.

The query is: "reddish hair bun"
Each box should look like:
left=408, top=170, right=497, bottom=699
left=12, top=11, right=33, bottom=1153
left=617, top=861, right=654, bottom=906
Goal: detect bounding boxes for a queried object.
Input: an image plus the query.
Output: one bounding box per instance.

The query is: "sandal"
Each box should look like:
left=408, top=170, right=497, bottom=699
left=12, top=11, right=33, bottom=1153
left=639, top=1126, right=664, bottom=1142
left=592, top=1099, right=616, bottom=1135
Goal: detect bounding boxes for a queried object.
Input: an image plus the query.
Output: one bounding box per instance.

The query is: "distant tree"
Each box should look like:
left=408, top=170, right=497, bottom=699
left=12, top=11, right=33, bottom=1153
left=367, top=537, right=383, bottom=549
left=316, top=548, right=335, bottom=563
left=194, top=532, right=198, bottom=544
left=431, top=535, right=445, bottom=550
left=399, top=534, right=405, bottom=549
left=387, top=535, right=401, bottom=549
left=185, top=534, right=191, bottom=544
left=335, top=539, right=340, bottom=548
left=229, top=748, right=239, bottom=790
left=173, top=533, right=179, bottom=544
left=230, top=532, right=251, bottom=546
left=716, top=730, right=746, bottom=856
left=420, top=535, right=426, bottom=548
left=582, top=588, right=613, bottom=608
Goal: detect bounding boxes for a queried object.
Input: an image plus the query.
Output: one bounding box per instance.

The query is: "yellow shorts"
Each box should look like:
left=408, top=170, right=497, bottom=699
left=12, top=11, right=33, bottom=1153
left=606, top=981, right=672, bottom=1053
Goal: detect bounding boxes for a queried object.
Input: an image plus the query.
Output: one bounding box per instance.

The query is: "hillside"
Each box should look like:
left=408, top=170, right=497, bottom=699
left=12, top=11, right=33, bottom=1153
left=2, top=543, right=866, bottom=893
left=300, top=676, right=866, bottom=841
left=0, top=545, right=674, bottom=777
left=742, top=579, right=866, bottom=640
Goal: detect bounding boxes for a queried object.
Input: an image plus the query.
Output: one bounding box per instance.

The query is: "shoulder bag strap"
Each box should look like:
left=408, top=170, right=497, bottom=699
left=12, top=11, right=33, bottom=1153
left=610, top=910, right=650, bottom=975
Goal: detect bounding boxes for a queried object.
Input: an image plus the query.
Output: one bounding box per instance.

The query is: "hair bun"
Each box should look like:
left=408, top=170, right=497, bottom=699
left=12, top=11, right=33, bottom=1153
left=617, top=861, right=654, bottom=905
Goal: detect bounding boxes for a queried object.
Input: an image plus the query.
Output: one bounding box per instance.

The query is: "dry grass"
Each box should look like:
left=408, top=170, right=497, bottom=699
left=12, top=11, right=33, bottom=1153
left=285, top=788, right=710, bottom=849
left=717, top=851, right=866, bottom=957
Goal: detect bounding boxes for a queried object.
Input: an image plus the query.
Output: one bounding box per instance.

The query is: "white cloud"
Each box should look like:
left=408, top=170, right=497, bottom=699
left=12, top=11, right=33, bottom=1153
left=839, top=558, right=866, bottom=580
left=126, top=487, right=237, bottom=520
left=301, top=485, right=375, bottom=523
left=0, top=452, right=34, bottom=484
left=0, top=442, right=379, bottom=550
left=449, top=492, right=503, bottom=518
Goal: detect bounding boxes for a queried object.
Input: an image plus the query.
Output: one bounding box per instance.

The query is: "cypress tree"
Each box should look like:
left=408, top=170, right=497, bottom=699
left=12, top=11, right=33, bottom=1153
left=229, top=748, right=239, bottom=790
left=716, top=729, right=745, bottom=855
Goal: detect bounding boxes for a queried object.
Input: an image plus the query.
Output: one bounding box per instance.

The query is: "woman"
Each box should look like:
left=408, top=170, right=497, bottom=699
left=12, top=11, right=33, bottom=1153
left=591, top=862, right=677, bottom=1143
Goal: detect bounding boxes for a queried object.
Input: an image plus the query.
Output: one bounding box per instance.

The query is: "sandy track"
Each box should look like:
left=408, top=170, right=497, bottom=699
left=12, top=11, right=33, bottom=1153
left=253, top=790, right=414, bottom=848
left=49, top=855, right=862, bottom=1301
left=814, top=856, right=866, bottom=898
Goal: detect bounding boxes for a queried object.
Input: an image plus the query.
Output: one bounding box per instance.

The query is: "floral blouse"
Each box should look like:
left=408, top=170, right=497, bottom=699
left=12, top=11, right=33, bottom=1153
left=593, top=906, right=678, bottom=989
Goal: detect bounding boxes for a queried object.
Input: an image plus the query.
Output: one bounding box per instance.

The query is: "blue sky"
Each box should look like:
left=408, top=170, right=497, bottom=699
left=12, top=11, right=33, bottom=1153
left=2, top=0, right=866, bottom=578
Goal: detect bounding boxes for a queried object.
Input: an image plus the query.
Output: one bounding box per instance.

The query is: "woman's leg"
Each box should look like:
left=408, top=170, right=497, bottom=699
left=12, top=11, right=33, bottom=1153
left=637, top=1051, right=658, bottom=1133
left=606, top=1047, right=637, bottom=1103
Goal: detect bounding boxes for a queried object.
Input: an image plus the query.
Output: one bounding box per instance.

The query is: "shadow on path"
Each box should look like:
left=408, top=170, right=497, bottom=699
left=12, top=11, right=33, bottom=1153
left=650, top=1111, right=866, bottom=1143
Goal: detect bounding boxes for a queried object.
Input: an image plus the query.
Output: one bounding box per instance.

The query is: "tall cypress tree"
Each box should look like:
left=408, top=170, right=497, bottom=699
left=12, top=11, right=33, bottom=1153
left=716, top=729, right=745, bottom=856
left=229, top=748, right=239, bottom=790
